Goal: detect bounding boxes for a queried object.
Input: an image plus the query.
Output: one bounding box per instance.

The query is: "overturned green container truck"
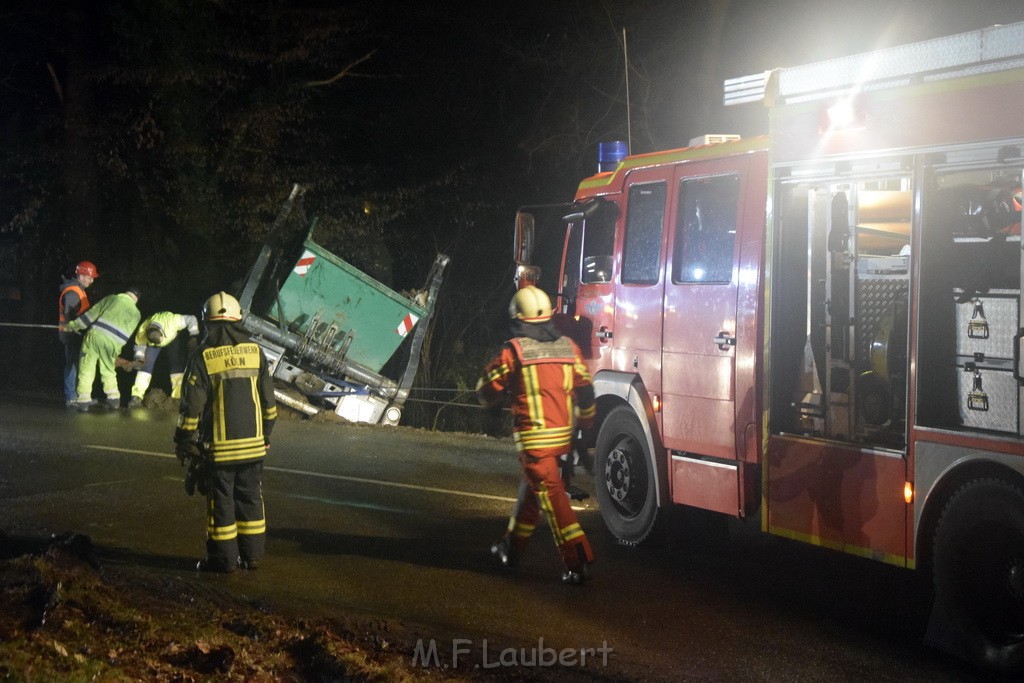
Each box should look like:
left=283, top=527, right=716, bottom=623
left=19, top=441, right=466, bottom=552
left=237, top=184, right=449, bottom=425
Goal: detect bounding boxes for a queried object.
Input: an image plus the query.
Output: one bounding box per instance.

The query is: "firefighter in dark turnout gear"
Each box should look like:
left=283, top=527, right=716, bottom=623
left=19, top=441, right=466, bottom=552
left=174, top=292, right=277, bottom=573
left=477, top=286, right=597, bottom=585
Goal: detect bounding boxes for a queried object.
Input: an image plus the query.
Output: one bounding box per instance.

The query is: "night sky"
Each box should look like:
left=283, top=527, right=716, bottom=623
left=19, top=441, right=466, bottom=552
left=2, top=0, right=1024, bottom=382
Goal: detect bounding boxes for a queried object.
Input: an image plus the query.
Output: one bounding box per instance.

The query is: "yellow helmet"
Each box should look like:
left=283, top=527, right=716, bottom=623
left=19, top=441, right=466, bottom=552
left=509, top=285, right=553, bottom=322
left=204, top=291, right=242, bottom=322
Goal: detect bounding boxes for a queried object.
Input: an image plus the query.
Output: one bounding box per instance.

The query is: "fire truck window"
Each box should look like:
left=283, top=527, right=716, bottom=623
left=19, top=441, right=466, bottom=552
left=581, top=202, right=617, bottom=285
left=622, top=182, right=666, bottom=285
left=673, top=175, right=739, bottom=284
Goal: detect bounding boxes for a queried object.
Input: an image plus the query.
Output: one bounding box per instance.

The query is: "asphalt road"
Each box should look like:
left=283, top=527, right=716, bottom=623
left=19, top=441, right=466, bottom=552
left=0, top=397, right=990, bottom=681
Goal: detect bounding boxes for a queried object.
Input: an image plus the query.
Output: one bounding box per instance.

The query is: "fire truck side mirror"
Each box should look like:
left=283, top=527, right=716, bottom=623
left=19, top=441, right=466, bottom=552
left=562, top=198, right=605, bottom=223
left=514, top=211, right=535, bottom=265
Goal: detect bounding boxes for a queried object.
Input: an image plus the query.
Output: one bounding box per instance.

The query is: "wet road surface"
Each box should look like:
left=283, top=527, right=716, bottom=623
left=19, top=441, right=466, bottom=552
left=0, top=397, right=990, bottom=681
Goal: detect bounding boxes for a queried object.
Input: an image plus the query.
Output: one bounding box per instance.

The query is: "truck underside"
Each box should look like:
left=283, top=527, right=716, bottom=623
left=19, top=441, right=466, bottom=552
left=238, top=185, right=449, bottom=426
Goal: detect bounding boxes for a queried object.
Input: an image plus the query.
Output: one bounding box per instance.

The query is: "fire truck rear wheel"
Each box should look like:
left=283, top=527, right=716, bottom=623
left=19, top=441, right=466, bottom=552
left=931, top=477, right=1024, bottom=673
left=594, top=405, right=659, bottom=546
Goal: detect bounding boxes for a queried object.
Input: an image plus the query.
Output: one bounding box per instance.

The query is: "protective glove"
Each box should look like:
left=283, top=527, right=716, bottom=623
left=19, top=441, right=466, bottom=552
left=184, top=457, right=210, bottom=497
left=175, top=440, right=201, bottom=465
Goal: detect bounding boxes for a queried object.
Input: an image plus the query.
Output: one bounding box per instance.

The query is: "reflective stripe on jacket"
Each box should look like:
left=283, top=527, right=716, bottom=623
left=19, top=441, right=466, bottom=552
left=134, top=311, right=199, bottom=354
left=176, top=329, right=277, bottom=465
left=476, top=335, right=595, bottom=458
left=65, top=292, right=140, bottom=344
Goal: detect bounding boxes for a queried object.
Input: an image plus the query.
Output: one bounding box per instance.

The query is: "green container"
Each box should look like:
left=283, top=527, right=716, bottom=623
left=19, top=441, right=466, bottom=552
left=266, top=236, right=427, bottom=373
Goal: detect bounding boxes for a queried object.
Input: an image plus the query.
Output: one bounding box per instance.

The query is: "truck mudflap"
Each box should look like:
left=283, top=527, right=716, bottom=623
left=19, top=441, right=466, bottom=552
left=237, top=184, right=449, bottom=425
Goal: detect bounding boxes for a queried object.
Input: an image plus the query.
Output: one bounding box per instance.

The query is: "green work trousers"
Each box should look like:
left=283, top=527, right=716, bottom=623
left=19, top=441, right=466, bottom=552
left=76, top=331, right=121, bottom=403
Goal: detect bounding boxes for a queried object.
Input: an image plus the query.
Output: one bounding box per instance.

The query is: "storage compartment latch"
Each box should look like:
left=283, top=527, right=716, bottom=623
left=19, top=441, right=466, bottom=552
left=967, top=366, right=990, bottom=412
left=967, top=299, right=990, bottom=340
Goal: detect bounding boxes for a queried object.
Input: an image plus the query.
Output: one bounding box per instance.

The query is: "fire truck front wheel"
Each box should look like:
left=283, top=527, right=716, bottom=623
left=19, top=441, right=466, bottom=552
left=931, top=477, right=1024, bottom=674
left=594, top=406, right=659, bottom=546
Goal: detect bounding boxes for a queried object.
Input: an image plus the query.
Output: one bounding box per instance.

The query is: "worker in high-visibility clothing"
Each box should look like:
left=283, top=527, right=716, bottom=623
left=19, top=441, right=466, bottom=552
left=57, top=260, right=98, bottom=407
left=65, top=287, right=141, bottom=411
left=174, top=292, right=277, bottom=573
left=129, top=311, right=200, bottom=408
left=476, top=286, right=597, bottom=585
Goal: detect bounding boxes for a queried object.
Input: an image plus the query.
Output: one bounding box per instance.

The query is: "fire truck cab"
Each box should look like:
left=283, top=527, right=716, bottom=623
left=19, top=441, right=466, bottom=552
left=514, top=22, right=1024, bottom=673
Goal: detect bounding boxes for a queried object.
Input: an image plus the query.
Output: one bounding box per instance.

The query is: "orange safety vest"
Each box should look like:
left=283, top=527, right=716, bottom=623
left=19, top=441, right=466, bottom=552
left=58, top=284, right=91, bottom=331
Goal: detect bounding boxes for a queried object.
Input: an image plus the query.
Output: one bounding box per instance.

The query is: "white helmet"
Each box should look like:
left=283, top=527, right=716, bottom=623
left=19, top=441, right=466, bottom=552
left=509, top=285, right=553, bottom=322
left=204, top=291, right=242, bottom=322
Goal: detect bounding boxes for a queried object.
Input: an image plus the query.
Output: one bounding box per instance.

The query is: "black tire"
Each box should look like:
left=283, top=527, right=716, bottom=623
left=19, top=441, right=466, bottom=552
left=594, top=405, right=660, bottom=545
left=932, top=477, right=1024, bottom=674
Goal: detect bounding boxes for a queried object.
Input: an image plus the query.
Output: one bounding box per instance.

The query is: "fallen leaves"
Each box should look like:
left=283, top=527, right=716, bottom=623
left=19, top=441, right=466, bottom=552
left=0, top=534, right=459, bottom=681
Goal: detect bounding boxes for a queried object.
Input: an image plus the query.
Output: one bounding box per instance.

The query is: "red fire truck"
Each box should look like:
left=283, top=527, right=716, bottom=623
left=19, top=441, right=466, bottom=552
left=513, top=22, right=1024, bottom=673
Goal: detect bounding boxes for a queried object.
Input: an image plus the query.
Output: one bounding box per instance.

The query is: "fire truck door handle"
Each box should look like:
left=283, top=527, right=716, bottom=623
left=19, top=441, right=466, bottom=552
left=597, top=327, right=613, bottom=341
left=1014, top=329, right=1023, bottom=381
left=713, top=333, right=736, bottom=350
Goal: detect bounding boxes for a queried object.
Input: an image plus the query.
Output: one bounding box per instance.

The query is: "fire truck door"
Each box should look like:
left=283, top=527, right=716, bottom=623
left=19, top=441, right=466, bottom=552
left=662, top=157, right=752, bottom=459
left=611, top=169, right=670, bottom=395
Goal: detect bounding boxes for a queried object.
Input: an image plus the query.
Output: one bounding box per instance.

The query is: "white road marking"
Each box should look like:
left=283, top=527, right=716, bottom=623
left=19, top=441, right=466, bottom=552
left=86, top=444, right=517, bottom=503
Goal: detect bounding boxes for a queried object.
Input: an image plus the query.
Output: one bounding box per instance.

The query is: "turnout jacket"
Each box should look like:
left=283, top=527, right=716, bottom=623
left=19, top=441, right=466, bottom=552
left=175, top=322, right=277, bottom=465
left=477, top=322, right=595, bottom=458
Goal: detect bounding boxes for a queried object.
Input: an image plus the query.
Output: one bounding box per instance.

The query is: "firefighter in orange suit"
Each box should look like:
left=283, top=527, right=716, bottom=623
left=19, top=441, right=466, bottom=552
left=477, top=286, right=597, bottom=585
left=174, top=292, right=277, bottom=573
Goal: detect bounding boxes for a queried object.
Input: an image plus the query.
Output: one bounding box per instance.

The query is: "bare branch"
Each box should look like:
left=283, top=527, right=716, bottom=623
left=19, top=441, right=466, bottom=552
left=303, top=49, right=377, bottom=88
left=46, top=62, right=62, bottom=105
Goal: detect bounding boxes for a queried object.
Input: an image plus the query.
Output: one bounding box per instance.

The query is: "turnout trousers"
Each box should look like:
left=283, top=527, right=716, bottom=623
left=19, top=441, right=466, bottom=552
left=206, top=462, right=266, bottom=566
left=503, top=453, right=594, bottom=571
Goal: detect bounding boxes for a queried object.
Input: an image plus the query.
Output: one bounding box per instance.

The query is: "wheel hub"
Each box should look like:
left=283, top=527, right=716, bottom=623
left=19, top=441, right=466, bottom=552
left=605, top=448, right=631, bottom=502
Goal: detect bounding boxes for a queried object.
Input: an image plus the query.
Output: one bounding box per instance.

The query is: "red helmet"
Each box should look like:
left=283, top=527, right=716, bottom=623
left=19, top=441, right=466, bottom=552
left=75, top=261, right=99, bottom=278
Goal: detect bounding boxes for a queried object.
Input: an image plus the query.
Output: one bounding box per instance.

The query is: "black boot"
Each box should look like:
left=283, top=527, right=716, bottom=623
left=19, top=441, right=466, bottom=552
left=560, top=563, right=590, bottom=586
left=489, top=537, right=517, bottom=568
left=561, top=544, right=592, bottom=585
left=196, top=557, right=235, bottom=574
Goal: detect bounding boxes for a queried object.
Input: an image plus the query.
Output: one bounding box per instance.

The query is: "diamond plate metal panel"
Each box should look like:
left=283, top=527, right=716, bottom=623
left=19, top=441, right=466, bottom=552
left=955, top=289, right=1020, bottom=360
left=856, top=257, right=909, bottom=369
left=957, top=365, right=1019, bottom=432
